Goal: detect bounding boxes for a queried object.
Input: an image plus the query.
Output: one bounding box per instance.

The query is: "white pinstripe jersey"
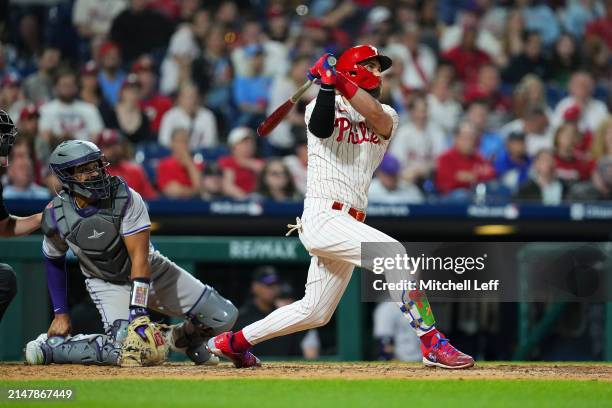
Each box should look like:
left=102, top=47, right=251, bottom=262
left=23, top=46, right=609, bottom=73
left=304, top=95, right=399, bottom=210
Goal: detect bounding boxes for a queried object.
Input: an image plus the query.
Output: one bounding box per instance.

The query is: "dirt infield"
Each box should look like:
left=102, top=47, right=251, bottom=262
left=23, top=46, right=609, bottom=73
left=2, top=362, right=612, bottom=381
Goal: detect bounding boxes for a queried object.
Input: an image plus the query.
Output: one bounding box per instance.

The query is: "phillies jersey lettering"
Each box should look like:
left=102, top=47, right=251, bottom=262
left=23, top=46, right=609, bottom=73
left=304, top=95, right=399, bottom=210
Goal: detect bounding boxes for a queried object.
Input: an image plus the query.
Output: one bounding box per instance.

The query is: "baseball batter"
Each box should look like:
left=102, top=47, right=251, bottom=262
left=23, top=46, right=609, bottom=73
left=24, top=140, right=237, bottom=366
left=208, top=45, right=474, bottom=369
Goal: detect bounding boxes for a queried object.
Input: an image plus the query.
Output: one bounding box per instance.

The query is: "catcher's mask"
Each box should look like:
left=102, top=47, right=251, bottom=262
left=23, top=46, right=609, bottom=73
left=0, top=109, right=18, bottom=167
left=49, top=140, right=112, bottom=200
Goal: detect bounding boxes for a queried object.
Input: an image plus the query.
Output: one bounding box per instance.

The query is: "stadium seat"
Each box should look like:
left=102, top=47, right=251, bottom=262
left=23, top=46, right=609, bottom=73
left=134, top=142, right=171, bottom=182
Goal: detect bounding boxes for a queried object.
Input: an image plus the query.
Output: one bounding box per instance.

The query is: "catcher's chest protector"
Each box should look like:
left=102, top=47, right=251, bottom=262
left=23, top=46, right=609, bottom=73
left=46, top=178, right=132, bottom=282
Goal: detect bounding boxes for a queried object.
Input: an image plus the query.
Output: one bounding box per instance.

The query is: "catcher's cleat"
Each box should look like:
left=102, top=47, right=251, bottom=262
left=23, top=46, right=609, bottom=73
left=421, top=333, right=475, bottom=369
left=24, top=334, right=50, bottom=365
left=206, top=331, right=261, bottom=368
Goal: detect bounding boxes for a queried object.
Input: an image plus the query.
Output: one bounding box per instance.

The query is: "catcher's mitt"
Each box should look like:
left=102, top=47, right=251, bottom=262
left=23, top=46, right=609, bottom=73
left=119, top=316, right=169, bottom=367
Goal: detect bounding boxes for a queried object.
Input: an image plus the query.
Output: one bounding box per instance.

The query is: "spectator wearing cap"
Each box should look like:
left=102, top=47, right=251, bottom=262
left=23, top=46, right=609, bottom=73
left=0, top=73, right=25, bottom=122
left=436, top=121, right=496, bottom=200
left=230, top=20, right=289, bottom=79
left=17, top=104, right=47, bottom=169
left=96, top=129, right=157, bottom=200
left=502, top=31, right=551, bottom=85
left=39, top=68, right=104, bottom=142
left=253, top=159, right=301, bottom=202
left=385, top=24, right=436, bottom=92
left=265, top=56, right=316, bottom=156
left=79, top=60, right=115, bottom=124
left=441, top=24, right=492, bottom=85
left=494, top=132, right=531, bottom=192
left=97, top=41, right=127, bottom=107
left=73, top=0, right=127, bottom=44
left=389, top=95, right=447, bottom=184
left=105, top=74, right=152, bottom=144
left=158, top=82, right=218, bottom=149
left=515, top=149, right=565, bottom=205
left=133, top=56, right=173, bottom=136
left=17, top=104, right=38, bottom=150
left=551, top=71, right=609, bottom=135
left=232, top=44, right=273, bottom=129
left=235, top=266, right=303, bottom=357
left=3, top=156, right=50, bottom=200
left=200, top=162, right=224, bottom=200
left=22, top=45, right=61, bottom=105
left=109, top=0, right=175, bottom=63
left=553, top=122, right=593, bottom=183
left=368, top=154, right=424, bottom=204
left=218, top=127, right=264, bottom=200
left=585, top=0, right=612, bottom=50
left=283, top=133, right=308, bottom=195
left=500, top=105, right=552, bottom=158
left=156, top=127, right=204, bottom=199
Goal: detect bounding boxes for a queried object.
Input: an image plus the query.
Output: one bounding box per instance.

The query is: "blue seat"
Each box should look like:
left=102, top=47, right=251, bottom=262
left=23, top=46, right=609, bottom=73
left=134, top=142, right=171, bottom=185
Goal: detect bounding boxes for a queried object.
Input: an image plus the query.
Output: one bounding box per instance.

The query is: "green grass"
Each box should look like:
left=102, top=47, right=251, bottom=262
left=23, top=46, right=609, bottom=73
left=1, top=379, right=611, bottom=408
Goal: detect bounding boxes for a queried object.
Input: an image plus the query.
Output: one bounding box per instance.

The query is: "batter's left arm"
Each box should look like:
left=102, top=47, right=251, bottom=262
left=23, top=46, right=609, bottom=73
left=345, top=89, right=394, bottom=139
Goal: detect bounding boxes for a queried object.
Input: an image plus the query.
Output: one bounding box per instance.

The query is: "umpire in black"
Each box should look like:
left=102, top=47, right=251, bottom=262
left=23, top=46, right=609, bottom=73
left=0, top=109, right=42, bottom=323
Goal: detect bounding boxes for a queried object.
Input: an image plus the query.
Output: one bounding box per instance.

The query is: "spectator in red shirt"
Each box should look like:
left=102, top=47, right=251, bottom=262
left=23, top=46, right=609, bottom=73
left=133, top=56, right=173, bottom=135
left=553, top=122, right=593, bottom=183
left=96, top=129, right=158, bottom=200
left=156, top=127, right=204, bottom=199
left=436, top=121, right=496, bottom=200
left=463, top=64, right=511, bottom=115
left=218, top=127, right=264, bottom=199
left=585, top=0, right=612, bottom=50
left=441, top=26, right=492, bottom=85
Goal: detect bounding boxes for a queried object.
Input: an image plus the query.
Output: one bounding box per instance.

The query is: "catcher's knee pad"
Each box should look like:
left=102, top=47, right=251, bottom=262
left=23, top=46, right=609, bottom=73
left=165, top=321, right=216, bottom=365
left=43, top=334, right=121, bottom=365
left=187, top=286, right=238, bottom=335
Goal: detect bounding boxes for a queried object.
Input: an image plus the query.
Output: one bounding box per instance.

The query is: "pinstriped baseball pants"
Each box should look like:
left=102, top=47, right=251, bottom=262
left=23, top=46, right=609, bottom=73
left=242, top=198, right=425, bottom=345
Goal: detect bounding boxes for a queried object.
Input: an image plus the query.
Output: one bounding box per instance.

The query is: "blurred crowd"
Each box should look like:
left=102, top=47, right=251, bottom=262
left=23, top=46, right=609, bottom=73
left=1, top=0, right=612, bottom=205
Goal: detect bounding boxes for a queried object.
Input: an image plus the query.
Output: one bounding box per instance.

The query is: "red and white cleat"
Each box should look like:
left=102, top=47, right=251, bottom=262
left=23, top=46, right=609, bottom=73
left=421, top=333, right=475, bottom=369
left=207, top=332, right=261, bottom=368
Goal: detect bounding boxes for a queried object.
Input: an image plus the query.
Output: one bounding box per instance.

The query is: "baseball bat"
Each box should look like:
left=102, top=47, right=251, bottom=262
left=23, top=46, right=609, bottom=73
left=257, top=56, right=336, bottom=137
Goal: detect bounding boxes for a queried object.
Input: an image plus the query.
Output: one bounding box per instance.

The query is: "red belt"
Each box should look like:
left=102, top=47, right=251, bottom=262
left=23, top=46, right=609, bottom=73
left=332, top=201, right=366, bottom=222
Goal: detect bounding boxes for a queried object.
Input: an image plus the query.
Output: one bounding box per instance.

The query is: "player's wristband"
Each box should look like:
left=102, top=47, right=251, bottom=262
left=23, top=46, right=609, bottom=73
left=336, top=72, right=359, bottom=99
left=129, top=278, right=150, bottom=309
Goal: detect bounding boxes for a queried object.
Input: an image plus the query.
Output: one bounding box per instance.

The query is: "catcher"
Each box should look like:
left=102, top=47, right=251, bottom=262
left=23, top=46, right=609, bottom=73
left=24, top=140, right=238, bottom=366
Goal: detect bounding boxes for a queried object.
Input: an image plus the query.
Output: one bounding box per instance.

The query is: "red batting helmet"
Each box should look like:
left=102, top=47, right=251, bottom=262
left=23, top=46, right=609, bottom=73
left=336, top=45, right=392, bottom=90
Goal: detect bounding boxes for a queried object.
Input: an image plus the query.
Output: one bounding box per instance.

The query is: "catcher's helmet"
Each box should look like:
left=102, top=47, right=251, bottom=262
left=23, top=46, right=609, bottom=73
left=336, top=45, right=392, bottom=91
left=49, top=140, right=112, bottom=200
left=0, top=109, right=18, bottom=166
